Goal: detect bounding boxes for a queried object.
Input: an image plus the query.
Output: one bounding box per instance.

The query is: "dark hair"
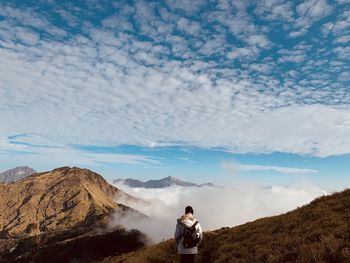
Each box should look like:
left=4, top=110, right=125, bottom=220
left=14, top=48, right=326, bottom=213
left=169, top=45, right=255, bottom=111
left=185, top=206, right=194, bottom=214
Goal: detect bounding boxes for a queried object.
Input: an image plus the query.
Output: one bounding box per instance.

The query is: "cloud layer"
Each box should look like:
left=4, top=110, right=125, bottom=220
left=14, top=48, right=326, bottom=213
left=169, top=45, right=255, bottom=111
left=111, top=183, right=327, bottom=242
left=1, top=0, right=350, bottom=157
left=222, top=161, right=318, bottom=174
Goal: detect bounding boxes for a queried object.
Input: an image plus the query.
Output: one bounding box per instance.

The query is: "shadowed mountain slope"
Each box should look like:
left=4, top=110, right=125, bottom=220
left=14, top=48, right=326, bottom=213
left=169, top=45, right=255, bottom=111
left=0, top=166, right=36, bottom=183
left=99, top=188, right=350, bottom=263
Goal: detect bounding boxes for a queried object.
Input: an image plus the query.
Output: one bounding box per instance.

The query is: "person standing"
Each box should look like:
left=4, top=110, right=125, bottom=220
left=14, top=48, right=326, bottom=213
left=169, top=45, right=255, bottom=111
left=174, top=206, right=203, bottom=263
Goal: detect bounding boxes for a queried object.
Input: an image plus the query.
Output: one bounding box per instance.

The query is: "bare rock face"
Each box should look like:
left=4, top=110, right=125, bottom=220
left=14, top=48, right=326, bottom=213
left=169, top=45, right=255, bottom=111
left=0, top=166, right=137, bottom=239
left=0, top=166, right=36, bottom=183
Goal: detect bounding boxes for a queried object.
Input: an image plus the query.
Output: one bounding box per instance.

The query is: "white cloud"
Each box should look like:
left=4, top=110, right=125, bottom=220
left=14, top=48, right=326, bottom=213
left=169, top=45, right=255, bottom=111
left=177, top=157, right=195, bottom=163
left=0, top=134, right=160, bottom=168
left=333, top=46, right=350, bottom=58
left=247, top=34, right=272, bottom=49
left=198, top=36, right=227, bottom=56
left=222, top=161, right=318, bottom=174
left=333, top=35, right=350, bottom=44
left=15, top=27, right=40, bottom=46
left=176, top=17, right=201, bottom=35
left=83, top=153, right=161, bottom=165
left=296, top=0, right=333, bottom=20
left=254, top=0, right=295, bottom=22
left=321, top=10, right=350, bottom=36
left=289, top=28, right=309, bottom=38
left=278, top=46, right=309, bottom=63
left=55, top=8, right=80, bottom=27
left=227, top=46, right=258, bottom=60
left=249, top=63, right=272, bottom=73
left=288, top=0, right=334, bottom=37
left=0, top=3, right=49, bottom=29
left=166, top=0, right=205, bottom=14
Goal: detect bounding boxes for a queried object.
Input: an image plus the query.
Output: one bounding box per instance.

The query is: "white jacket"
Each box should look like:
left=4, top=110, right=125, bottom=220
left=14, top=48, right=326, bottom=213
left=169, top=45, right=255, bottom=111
left=174, top=213, right=203, bottom=254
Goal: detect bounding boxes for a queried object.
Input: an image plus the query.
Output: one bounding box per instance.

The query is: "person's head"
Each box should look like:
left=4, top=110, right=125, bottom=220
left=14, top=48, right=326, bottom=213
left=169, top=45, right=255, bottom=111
left=185, top=206, right=194, bottom=215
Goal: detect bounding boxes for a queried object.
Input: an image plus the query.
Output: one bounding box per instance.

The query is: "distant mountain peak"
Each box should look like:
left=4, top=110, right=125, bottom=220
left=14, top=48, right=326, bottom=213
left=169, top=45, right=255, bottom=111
left=165, top=176, right=180, bottom=182
left=0, top=166, right=36, bottom=183
left=114, top=176, right=214, bottom=188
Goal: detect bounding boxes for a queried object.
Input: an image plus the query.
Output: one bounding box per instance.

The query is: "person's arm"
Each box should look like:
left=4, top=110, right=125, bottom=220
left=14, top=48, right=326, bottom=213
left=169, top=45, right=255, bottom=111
left=174, top=223, right=182, bottom=245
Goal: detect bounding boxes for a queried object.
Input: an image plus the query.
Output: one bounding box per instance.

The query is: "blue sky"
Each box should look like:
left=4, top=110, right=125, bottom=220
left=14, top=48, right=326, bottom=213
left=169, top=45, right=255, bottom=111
left=0, top=0, right=350, bottom=190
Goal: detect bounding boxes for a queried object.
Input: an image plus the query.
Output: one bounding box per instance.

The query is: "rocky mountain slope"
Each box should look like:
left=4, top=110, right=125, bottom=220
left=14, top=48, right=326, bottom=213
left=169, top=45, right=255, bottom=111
left=0, top=166, right=36, bottom=183
left=114, top=176, right=214, bottom=188
left=100, top=188, right=350, bottom=263
left=0, top=167, right=146, bottom=263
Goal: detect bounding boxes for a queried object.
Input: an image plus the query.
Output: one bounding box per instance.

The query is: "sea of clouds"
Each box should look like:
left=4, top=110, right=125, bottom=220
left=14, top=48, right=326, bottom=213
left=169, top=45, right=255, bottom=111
left=109, top=182, right=327, bottom=243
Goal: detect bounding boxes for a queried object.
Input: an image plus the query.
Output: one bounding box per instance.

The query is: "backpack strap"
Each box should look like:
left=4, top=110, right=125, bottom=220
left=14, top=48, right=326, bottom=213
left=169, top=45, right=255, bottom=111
left=192, top=221, right=199, bottom=229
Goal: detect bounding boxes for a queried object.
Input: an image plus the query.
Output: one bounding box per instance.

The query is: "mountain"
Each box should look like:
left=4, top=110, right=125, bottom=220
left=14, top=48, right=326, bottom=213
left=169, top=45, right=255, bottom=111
left=0, top=166, right=36, bottom=183
left=114, top=176, right=214, bottom=188
left=115, top=178, right=145, bottom=188
left=0, top=166, right=146, bottom=263
left=0, top=166, right=138, bottom=238
left=99, top=188, right=350, bottom=263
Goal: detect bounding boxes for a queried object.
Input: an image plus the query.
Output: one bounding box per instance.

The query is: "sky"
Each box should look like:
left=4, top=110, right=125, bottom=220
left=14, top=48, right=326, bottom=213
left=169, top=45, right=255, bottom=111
left=0, top=0, right=350, bottom=191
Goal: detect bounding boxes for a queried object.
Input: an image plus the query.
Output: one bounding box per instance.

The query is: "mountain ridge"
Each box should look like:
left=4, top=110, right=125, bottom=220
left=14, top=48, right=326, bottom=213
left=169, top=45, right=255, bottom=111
left=114, top=176, right=214, bottom=188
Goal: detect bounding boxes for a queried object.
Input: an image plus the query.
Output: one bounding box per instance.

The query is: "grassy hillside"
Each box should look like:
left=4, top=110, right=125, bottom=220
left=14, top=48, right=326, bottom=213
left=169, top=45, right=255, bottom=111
left=99, top=189, right=350, bottom=263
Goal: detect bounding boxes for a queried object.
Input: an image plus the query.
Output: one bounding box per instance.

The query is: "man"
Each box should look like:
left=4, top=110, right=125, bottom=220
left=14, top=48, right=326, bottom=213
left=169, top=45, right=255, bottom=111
left=174, top=206, right=203, bottom=263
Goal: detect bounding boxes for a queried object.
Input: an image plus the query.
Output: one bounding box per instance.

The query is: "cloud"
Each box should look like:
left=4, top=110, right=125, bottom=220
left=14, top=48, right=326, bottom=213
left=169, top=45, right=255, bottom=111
left=110, top=183, right=328, bottom=242
left=287, top=0, right=333, bottom=37
left=254, top=0, right=295, bottom=22
left=246, top=34, right=272, bottom=49
left=0, top=1, right=350, bottom=161
left=176, top=17, right=201, bottom=35
left=166, top=0, right=205, bottom=14
left=336, top=0, right=350, bottom=3
left=333, top=46, right=350, bottom=58
left=255, top=0, right=334, bottom=37
left=227, top=46, right=259, bottom=60
left=333, top=35, right=350, bottom=44
left=322, top=10, right=350, bottom=36
left=83, top=153, right=161, bottom=165
left=0, top=3, right=49, bottom=29
left=296, top=0, right=333, bottom=20
left=0, top=134, right=160, bottom=169
left=222, top=161, right=318, bottom=174
left=295, top=0, right=334, bottom=27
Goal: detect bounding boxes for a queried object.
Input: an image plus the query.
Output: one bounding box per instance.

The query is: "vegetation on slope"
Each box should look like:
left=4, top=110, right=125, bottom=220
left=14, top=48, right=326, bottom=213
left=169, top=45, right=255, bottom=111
left=0, top=227, right=147, bottom=263
left=100, top=189, right=350, bottom=263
